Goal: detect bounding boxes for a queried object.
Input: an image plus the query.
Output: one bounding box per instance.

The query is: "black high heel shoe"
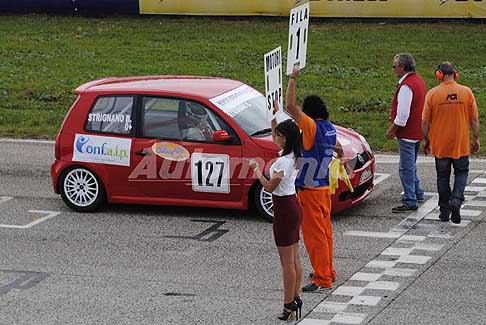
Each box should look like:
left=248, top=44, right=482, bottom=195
left=294, top=296, right=303, bottom=318
left=278, top=301, right=299, bottom=321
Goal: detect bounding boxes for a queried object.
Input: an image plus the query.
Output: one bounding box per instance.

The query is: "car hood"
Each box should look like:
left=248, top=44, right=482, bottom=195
left=250, top=125, right=367, bottom=159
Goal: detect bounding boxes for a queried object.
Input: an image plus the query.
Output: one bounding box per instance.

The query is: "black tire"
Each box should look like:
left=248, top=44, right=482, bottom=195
left=59, top=166, right=105, bottom=212
left=254, top=182, right=274, bottom=223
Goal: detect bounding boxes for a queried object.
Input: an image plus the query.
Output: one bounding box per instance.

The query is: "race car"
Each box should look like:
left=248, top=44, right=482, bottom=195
left=51, top=75, right=375, bottom=221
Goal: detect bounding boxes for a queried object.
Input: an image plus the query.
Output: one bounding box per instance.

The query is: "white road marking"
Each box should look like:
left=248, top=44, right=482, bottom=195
left=412, top=243, right=444, bottom=251
left=0, top=196, right=13, bottom=205
left=465, top=186, right=486, bottom=192
left=350, top=272, right=382, bottom=282
left=366, top=260, right=397, bottom=269
left=315, top=302, right=348, bottom=313
left=375, top=154, right=486, bottom=164
left=344, top=230, right=402, bottom=239
left=332, top=286, right=366, bottom=297
left=464, top=200, right=486, bottom=207
left=396, top=255, right=431, bottom=264
left=398, top=235, right=426, bottom=242
left=0, top=138, right=55, bottom=144
left=472, top=178, right=486, bottom=184
left=373, top=173, right=391, bottom=186
left=331, top=312, right=367, bottom=324
left=382, top=268, right=417, bottom=277
left=475, top=191, right=486, bottom=197
left=366, top=281, right=400, bottom=291
left=427, top=231, right=454, bottom=239
left=382, top=247, right=414, bottom=256
left=0, top=210, right=60, bottom=229
left=349, top=296, right=381, bottom=306
left=299, top=319, right=331, bottom=325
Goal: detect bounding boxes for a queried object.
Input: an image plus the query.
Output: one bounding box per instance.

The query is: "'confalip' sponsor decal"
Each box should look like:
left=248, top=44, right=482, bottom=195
left=73, top=134, right=131, bottom=166
left=152, top=142, right=190, bottom=161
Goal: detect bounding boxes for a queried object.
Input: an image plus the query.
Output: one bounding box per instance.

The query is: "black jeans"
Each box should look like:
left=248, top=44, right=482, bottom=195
left=435, top=156, right=469, bottom=212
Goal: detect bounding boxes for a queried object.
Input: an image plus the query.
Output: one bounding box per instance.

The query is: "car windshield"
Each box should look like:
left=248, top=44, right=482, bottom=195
left=210, top=84, right=290, bottom=136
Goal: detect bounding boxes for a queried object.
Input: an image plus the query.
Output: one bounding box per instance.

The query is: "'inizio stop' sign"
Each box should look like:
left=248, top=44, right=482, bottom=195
left=264, top=46, right=282, bottom=121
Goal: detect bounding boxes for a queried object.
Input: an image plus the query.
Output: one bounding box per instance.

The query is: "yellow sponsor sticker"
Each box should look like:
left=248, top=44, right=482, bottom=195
left=152, top=142, right=190, bottom=161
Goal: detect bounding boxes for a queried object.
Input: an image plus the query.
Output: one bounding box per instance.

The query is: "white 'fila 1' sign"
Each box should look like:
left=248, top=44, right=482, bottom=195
left=287, top=2, right=309, bottom=75
left=264, top=46, right=283, bottom=121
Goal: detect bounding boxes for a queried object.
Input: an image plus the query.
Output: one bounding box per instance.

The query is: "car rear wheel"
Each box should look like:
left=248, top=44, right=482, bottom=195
left=60, top=167, right=105, bottom=212
left=254, top=183, right=274, bottom=223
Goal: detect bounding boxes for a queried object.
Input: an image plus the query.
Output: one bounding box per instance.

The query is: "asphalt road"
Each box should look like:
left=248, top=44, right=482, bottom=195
left=1, top=139, right=486, bottom=324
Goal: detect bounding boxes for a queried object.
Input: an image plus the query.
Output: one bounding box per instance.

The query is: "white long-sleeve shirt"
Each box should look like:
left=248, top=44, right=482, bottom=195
left=394, top=72, right=418, bottom=143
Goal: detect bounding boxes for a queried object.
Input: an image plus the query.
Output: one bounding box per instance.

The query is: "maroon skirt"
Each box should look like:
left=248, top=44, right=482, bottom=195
left=272, top=194, right=303, bottom=247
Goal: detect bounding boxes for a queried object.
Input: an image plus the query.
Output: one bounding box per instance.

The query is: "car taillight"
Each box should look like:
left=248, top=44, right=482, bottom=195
left=55, top=135, right=60, bottom=160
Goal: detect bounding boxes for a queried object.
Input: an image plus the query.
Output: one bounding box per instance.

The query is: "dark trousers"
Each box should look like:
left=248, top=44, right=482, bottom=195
left=435, top=156, right=469, bottom=212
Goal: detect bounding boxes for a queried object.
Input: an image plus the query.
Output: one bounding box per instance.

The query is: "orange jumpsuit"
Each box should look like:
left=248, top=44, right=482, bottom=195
left=298, top=114, right=336, bottom=288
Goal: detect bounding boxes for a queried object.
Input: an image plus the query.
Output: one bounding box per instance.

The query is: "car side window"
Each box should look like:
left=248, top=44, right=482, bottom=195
left=142, top=97, right=237, bottom=143
left=85, top=96, right=134, bottom=135
left=142, top=97, right=183, bottom=140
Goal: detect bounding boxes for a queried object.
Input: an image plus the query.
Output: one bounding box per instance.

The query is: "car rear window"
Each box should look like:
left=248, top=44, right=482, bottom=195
left=85, top=96, right=134, bottom=135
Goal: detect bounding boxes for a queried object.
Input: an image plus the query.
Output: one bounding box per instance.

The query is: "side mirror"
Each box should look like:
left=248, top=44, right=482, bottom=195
left=212, top=130, right=232, bottom=143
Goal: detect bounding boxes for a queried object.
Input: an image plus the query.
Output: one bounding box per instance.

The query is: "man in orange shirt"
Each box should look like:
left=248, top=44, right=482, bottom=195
left=286, top=67, right=343, bottom=292
left=422, top=62, right=480, bottom=224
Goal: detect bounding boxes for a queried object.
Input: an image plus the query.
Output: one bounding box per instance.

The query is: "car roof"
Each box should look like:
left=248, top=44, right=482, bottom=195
left=75, top=75, right=245, bottom=99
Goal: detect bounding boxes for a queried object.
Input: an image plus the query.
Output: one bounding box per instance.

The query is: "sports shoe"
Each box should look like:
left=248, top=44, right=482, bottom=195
left=392, top=205, right=418, bottom=213
left=302, top=282, right=332, bottom=292
left=450, top=205, right=461, bottom=224
left=417, top=197, right=425, bottom=203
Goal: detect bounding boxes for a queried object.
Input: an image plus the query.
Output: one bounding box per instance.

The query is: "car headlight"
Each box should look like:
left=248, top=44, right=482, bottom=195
left=359, top=134, right=372, bottom=153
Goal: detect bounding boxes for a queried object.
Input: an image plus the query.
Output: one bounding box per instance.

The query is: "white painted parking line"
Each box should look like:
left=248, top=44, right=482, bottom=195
left=332, top=286, right=366, bottom=297
left=366, top=281, right=400, bottom=291
left=373, top=173, right=391, bottom=186
left=0, top=210, right=60, bottom=229
left=0, top=196, right=13, bottom=205
left=349, top=296, right=381, bottom=306
left=331, top=312, right=367, bottom=324
left=472, top=178, right=486, bottom=184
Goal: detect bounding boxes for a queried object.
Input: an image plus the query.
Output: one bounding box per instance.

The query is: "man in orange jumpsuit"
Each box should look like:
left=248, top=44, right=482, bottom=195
left=286, top=67, right=343, bottom=291
left=422, top=62, right=480, bottom=224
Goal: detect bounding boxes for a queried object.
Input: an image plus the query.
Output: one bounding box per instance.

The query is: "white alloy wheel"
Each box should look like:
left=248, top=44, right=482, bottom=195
left=63, top=168, right=100, bottom=208
left=255, top=183, right=274, bottom=222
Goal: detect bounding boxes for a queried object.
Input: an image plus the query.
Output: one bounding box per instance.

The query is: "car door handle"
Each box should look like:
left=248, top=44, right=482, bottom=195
left=135, top=150, right=150, bottom=156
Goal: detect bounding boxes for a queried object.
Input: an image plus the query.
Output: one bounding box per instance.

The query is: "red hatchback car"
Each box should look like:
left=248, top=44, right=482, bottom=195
left=51, top=76, right=375, bottom=221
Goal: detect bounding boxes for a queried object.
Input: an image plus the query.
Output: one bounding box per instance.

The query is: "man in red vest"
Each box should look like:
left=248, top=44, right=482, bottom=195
left=386, top=53, right=427, bottom=212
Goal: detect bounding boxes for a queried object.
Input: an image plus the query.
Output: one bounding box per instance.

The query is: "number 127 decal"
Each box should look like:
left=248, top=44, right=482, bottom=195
left=191, top=153, right=230, bottom=193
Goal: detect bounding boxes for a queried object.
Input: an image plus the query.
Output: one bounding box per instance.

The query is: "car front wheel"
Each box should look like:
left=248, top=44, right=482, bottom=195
left=254, top=183, right=274, bottom=223
left=60, top=167, right=105, bottom=212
